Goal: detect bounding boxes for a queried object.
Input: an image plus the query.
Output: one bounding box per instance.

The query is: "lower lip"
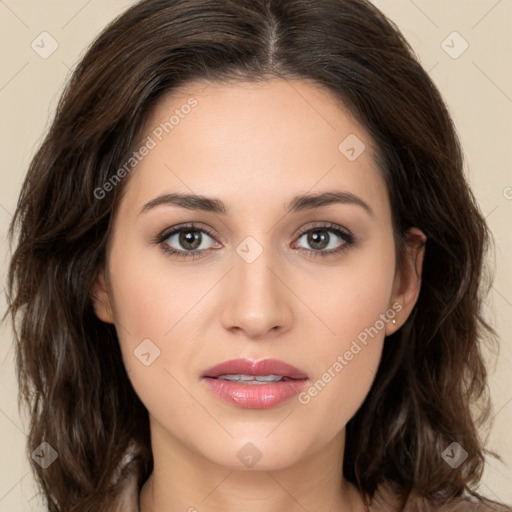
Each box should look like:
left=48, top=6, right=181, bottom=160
left=202, top=377, right=308, bottom=409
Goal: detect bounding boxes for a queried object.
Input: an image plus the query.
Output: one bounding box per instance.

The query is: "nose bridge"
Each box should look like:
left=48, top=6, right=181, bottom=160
left=220, top=235, right=292, bottom=335
left=234, top=236, right=282, bottom=307
left=237, top=243, right=277, bottom=297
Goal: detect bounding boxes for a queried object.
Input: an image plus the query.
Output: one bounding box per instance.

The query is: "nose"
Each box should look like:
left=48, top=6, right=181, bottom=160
left=220, top=243, right=294, bottom=340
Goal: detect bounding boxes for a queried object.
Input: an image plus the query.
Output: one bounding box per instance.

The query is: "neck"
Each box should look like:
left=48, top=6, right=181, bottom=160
left=139, top=416, right=366, bottom=512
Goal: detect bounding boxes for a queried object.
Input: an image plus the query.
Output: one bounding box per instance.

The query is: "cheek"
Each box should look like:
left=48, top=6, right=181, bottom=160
left=295, top=305, right=387, bottom=445
left=108, top=253, right=196, bottom=433
left=294, top=232, right=396, bottom=343
left=106, top=237, right=210, bottom=414
left=293, top=237, right=395, bottom=429
left=107, top=236, right=204, bottom=340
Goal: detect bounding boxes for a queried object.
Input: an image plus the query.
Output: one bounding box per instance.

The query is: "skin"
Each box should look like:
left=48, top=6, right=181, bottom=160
left=91, top=77, right=426, bottom=512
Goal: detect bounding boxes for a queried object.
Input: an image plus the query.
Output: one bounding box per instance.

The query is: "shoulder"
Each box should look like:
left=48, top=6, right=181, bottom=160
left=370, top=480, right=512, bottom=512
left=427, top=496, right=512, bottom=512
left=110, top=467, right=140, bottom=512
left=104, top=441, right=144, bottom=512
left=103, top=462, right=141, bottom=512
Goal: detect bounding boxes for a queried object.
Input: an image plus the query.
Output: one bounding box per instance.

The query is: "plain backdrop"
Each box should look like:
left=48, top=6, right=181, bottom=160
left=0, top=1, right=511, bottom=510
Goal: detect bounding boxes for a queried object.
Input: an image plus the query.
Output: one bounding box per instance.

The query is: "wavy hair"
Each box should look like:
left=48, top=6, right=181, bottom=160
left=4, top=0, right=509, bottom=510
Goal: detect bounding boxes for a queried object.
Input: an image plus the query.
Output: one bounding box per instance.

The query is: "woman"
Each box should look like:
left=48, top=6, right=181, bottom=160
left=5, top=0, right=511, bottom=511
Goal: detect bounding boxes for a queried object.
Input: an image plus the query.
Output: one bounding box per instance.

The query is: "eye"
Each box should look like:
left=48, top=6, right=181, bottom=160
left=154, top=222, right=355, bottom=260
left=156, top=223, right=221, bottom=260
left=293, top=223, right=355, bottom=257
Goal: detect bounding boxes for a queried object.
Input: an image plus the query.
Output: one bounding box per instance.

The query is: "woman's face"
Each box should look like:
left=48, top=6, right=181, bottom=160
left=92, top=78, right=424, bottom=471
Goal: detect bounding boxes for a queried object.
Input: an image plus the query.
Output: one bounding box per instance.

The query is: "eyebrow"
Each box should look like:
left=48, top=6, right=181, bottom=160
left=140, top=190, right=374, bottom=217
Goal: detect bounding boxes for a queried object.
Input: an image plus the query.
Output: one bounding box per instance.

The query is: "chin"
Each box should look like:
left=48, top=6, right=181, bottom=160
left=196, top=436, right=313, bottom=472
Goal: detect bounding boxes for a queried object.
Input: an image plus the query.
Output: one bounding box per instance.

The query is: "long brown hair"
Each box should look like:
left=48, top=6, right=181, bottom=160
left=4, top=0, right=509, bottom=510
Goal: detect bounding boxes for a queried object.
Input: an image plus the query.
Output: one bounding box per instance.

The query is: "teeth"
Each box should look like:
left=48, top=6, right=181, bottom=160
left=217, top=374, right=285, bottom=383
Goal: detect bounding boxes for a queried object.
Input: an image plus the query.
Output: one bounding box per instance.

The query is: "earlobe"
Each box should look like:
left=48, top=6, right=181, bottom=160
left=386, top=227, right=426, bottom=336
left=90, top=267, right=115, bottom=324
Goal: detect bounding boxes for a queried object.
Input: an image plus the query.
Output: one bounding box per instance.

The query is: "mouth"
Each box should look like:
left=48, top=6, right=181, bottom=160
left=202, top=357, right=309, bottom=381
left=210, top=374, right=296, bottom=384
left=201, top=358, right=309, bottom=409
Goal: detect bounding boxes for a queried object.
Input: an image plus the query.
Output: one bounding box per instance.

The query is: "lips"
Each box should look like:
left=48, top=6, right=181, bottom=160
left=201, top=358, right=309, bottom=409
left=202, top=358, right=309, bottom=380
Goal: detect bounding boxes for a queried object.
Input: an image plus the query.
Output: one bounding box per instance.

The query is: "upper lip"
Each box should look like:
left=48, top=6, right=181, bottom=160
left=202, top=358, right=309, bottom=379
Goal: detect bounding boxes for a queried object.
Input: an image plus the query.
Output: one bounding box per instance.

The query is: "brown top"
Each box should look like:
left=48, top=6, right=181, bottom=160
left=106, top=446, right=512, bottom=512
left=367, top=480, right=512, bottom=512
left=109, top=468, right=512, bottom=512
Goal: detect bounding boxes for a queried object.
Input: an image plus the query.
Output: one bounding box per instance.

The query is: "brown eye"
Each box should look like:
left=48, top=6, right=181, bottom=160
left=305, top=230, right=331, bottom=250
left=156, top=223, right=221, bottom=259
left=294, top=224, right=354, bottom=256
left=175, top=230, right=203, bottom=251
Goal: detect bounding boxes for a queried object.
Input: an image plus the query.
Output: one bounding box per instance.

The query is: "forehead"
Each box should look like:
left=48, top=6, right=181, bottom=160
left=117, top=78, right=389, bottom=221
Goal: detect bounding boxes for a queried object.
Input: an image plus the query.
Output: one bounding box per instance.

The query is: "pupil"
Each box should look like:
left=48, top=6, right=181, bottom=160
left=180, top=230, right=201, bottom=249
left=309, top=230, right=328, bottom=250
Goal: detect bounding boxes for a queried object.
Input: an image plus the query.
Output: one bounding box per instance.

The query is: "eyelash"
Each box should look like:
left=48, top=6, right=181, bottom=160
left=153, top=222, right=356, bottom=260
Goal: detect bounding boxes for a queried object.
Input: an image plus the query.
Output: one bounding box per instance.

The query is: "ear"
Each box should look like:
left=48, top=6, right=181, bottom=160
left=385, top=227, right=426, bottom=336
left=90, top=266, right=115, bottom=324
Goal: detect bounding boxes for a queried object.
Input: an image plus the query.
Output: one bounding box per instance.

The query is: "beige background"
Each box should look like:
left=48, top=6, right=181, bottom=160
left=0, top=0, right=511, bottom=510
